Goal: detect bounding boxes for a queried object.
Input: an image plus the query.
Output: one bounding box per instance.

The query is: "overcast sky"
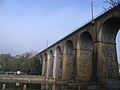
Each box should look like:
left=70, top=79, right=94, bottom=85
left=0, top=0, right=120, bottom=62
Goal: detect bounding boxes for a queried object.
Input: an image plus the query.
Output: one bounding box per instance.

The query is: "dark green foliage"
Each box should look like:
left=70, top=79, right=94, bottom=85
left=0, top=54, right=42, bottom=75
left=32, top=56, right=42, bottom=75
left=0, top=54, right=12, bottom=61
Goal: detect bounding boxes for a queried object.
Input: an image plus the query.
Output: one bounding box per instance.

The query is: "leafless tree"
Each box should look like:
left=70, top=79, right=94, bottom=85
left=103, top=0, right=120, bottom=11
left=105, top=0, right=120, bottom=7
left=22, top=50, right=38, bottom=58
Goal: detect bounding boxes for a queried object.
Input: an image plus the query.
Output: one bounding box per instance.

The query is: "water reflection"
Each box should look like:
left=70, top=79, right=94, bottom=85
left=0, top=82, right=120, bottom=90
left=0, top=82, right=41, bottom=90
left=0, top=82, right=83, bottom=90
left=41, top=84, right=81, bottom=90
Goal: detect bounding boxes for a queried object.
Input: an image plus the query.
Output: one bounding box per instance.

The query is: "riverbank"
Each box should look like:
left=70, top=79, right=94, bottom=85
left=0, top=75, right=46, bottom=84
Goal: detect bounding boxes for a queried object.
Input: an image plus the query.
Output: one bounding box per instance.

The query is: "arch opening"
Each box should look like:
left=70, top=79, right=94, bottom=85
left=116, top=31, right=120, bottom=68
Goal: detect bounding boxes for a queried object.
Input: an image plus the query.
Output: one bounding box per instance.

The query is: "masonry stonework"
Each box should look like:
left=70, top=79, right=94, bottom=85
left=35, top=5, right=120, bottom=86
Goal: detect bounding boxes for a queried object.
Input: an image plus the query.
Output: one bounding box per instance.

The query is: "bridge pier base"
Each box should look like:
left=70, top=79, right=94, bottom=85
left=97, top=42, right=119, bottom=83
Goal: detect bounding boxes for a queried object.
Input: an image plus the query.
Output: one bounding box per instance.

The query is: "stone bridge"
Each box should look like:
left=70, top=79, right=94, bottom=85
left=35, top=5, right=120, bottom=85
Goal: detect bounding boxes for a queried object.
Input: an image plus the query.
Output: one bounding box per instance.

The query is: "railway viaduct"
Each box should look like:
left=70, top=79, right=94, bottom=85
left=35, top=5, right=120, bottom=84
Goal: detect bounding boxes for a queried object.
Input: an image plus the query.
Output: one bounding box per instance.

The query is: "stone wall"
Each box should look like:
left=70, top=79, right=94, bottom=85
left=35, top=5, right=120, bottom=84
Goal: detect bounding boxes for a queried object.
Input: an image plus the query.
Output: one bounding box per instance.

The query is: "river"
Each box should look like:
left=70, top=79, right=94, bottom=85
left=0, top=82, right=83, bottom=90
left=0, top=82, right=95, bottom=90
left=0, top=82, right=120, bottom=90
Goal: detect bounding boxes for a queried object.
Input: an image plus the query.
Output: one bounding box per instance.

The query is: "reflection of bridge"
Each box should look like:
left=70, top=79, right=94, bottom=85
left=35, top=5, right=120, bottom=89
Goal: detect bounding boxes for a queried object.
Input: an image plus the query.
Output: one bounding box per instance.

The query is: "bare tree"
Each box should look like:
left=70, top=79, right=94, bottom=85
left=103, top=0, right=120, bottom=11
left=105, top=0, right=120, bottom=7
left=22, top=50, right=38, bottom=59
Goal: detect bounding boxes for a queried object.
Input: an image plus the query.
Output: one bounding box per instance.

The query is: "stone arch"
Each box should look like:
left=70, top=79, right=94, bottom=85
left=42, top=53, right=47, bottom=76
left=63, top=40, right=75, bottom=81
left=98, top=17, right=120, bottom=82
left=56, top=46, right=62, bottom=80
left=79, top=31, right=93, bottom=50
left=77, top=31, right=93, bottom=81
left=49, top=50, right=54, bottom=77
left=40, top=55, right=43, bottom=75
left=40, top=55, right=43, bottom=65
left=99, top=17, right=120, bottom=43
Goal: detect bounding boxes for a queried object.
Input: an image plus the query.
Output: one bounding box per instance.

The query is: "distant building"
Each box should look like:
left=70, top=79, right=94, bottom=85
left=15, top=55, right=21, bottom=59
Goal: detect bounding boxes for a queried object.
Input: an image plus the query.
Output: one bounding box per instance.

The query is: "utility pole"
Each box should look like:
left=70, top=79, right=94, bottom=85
left=47, top=39, right=48, bottom=48
left=91, top=1, right=95, bottom=24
